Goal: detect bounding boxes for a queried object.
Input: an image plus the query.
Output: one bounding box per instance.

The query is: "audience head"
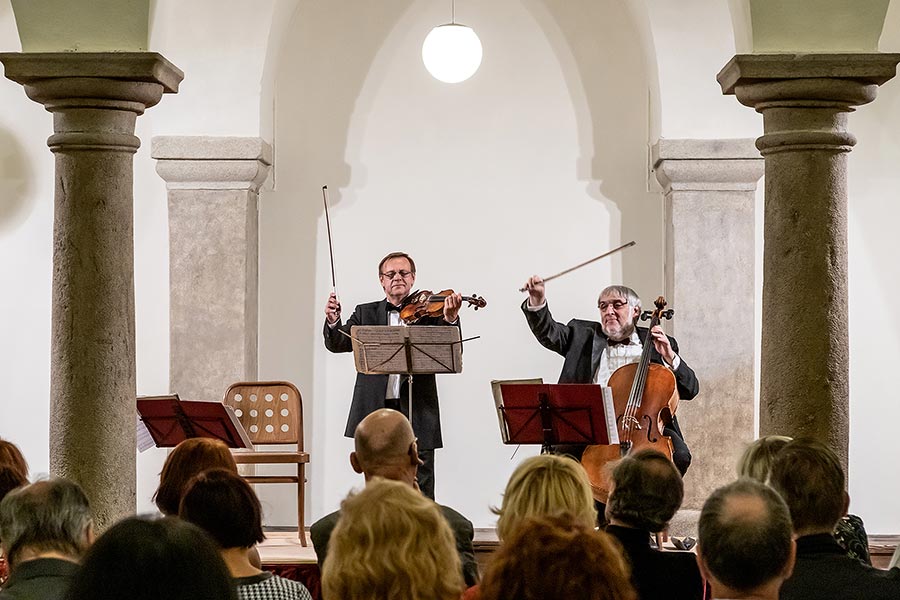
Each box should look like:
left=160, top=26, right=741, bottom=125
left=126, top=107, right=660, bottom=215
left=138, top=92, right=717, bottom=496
left=154, top=437, right=238, bottom=516
left=606, top=449, right=682, bottom=532
left=179, top=468, right=265, bottom=550
left=322, top=477, right=463, bottom=600
left=737, top=435, right=792, bottom=482
left=0, top=465, right=28, bottom=503
left=0, top=478, right=93, bottom=568
left=698, top=479, right=794, bottom=597
left=0, top=439, right=28, bottom=480
left=480, top=513, right=636, bottom=600
left=351, top=408, right=421, bottom=486
left=65, top=516, right=236, bottom=600
left=494, top=454, right=596, bottom=541
left=769, top=438, right=848, bottom=535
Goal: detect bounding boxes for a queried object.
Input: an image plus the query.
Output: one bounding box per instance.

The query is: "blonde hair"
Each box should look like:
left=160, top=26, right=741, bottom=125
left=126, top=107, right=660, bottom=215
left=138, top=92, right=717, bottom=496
left=322, top=478, right=463, bottom=600
left=493, top=454, right=596, bottom=541
left=737, top=435, right=792, bottom=483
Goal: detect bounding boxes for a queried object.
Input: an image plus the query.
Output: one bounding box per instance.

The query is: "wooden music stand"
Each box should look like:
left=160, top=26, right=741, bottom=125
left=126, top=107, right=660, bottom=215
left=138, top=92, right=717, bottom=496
left=137, top=394, right=253, bottom=449
left=493, top=383, right=616, bottom=453
left=349, top=325, right=464, bottom=425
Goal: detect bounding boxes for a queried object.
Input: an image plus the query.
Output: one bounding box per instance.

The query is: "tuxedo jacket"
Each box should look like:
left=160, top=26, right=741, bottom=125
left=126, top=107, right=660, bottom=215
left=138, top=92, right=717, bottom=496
left=324, top=299, right=459, bottom=449
left=522, top=301, right=699, bottom=400
left=310, top=502, right=479, bottom=587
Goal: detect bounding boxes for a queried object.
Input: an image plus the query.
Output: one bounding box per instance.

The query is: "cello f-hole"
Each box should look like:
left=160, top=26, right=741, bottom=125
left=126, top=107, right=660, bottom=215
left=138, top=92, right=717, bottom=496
left=642, top=415, right=658, bottom=443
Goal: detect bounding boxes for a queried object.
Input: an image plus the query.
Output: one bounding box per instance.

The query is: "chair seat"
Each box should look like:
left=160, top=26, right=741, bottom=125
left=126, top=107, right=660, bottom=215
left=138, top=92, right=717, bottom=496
left=231, top=450, right=310, bottom=465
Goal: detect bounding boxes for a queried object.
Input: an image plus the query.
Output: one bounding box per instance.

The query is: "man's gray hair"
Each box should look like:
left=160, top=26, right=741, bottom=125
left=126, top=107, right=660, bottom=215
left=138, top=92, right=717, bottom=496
left=0, top=478, right=93, bottom=566
left=599, top=285, right=641, bottom=311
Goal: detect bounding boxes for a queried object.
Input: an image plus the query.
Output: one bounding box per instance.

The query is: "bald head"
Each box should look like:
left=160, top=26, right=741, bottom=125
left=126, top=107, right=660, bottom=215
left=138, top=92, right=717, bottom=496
left=351, top=409, right=419, bottom=484
left=698, top=479, right=793, bottom=596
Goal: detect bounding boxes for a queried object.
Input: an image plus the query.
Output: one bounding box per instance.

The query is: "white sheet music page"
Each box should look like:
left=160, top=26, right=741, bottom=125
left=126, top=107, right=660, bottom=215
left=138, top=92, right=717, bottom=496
left=601, top=386, right=620, bottom=444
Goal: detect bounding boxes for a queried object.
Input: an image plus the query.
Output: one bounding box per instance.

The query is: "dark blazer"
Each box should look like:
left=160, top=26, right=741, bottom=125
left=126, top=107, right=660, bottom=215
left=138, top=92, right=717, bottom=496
left=607, top=525, right=704, bottom=600
left=521, top=301, right=699, bottom=400
left=310, top=503, right=479, bottom=587
left=780, top=534, right=900, bottom=600
left=0, top=557, right=79, bottom=600
left=324, top=299, right=459, bottom=449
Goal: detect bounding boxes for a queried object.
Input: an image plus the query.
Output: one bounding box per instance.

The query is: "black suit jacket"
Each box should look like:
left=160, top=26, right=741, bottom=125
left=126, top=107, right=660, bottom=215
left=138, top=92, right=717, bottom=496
left=522, top=301, right=699, bottom=400
left=310, top=503, right=479, bottom=587
left=324, top=299, right=459, bottom=449
left=607, top=525, right=704, bottom=600
left=780, top=534, right=900, bottom=600
left=0, top=557, right=79, bottom=600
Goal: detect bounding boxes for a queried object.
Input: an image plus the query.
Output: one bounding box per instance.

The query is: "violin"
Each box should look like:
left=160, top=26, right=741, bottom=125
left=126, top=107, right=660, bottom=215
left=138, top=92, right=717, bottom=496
left=399, top=289, right=487, bottom=325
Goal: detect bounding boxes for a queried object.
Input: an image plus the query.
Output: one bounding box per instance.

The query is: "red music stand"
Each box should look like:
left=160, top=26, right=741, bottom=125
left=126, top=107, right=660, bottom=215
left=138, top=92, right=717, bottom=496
left=495, top=383, right=614, bottom=453
left=137, top=395, right=252, bottom=449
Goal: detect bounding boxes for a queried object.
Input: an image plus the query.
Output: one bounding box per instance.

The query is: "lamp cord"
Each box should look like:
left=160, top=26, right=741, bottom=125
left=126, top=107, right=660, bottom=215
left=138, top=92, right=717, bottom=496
left=451, top=0, right=455, bottom=24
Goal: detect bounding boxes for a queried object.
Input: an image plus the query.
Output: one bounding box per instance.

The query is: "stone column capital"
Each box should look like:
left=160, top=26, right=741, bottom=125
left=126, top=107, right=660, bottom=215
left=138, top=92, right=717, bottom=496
left=152, top=136, right=273, bottom=192
left=652, top=139, right=763, bottom=193
left=717, top=53, right=900, bottom=101
left=0, top=52, right=183, bottom=153
left=717, top=54, right=900, bottom=157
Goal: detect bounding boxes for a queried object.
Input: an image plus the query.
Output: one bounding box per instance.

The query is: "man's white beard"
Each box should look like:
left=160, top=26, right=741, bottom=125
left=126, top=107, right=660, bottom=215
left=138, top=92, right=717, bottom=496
left=602, top=319, right=636, bottom=342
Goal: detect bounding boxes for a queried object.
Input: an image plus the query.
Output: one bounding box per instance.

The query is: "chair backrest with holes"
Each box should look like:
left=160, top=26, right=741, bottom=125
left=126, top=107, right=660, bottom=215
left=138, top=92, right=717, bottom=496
left=223, top=381, right=303, bottom=448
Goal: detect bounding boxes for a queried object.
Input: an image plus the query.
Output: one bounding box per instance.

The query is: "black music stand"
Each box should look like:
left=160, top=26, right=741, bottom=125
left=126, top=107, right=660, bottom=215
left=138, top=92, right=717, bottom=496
left=494, top=383, right=614, bottom=453
left=348, top=325, right=466, bottom=426
left=137, top=394, right=252, bottom=449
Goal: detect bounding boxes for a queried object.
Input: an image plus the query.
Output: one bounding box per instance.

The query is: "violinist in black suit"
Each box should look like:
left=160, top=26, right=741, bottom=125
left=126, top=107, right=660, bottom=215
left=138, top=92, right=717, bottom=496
left=324, top=252, right=461, bottom=499
left=520, top=276, right=699, bottom=474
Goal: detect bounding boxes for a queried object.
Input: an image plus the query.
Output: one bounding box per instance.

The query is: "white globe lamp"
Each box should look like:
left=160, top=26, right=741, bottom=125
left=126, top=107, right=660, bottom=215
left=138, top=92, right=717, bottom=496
left=422, top=4, right=482, bottom=84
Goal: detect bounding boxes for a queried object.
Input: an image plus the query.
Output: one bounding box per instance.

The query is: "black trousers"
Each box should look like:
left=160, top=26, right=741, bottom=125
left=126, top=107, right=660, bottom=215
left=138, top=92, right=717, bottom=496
left=384, top=397, right=436, bottom=500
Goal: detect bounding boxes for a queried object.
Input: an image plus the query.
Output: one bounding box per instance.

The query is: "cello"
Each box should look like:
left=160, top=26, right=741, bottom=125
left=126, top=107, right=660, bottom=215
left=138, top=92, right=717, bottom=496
left=580, top=296, right=680, bottom=502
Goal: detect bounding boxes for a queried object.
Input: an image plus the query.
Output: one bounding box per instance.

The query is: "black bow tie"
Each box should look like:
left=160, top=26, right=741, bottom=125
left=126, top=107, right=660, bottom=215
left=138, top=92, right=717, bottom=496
left=607, top=337, right=632, bottom=347
left=386, top=301, right=403, bottom=312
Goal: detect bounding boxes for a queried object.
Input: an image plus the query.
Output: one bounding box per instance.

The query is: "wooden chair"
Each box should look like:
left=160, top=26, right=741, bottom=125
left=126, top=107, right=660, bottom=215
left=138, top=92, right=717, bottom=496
left=223, top=381, right=309, bottom=546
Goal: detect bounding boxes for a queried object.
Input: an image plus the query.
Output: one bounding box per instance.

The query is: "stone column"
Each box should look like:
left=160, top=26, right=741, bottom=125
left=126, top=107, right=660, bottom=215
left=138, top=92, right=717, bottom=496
left=151, top=137, right=271, bottom=402
left=653, top=139, right=763, bottom=511
left=0, top=53, right=182, bottom=527
left=718, top=54, right=900, bottom=469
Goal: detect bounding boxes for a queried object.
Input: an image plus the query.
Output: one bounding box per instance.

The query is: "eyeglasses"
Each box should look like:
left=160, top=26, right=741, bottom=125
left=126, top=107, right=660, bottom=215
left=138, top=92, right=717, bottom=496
left=380, top=270, right=413, bottom=280
left=598, top=300, right=630, bottom=311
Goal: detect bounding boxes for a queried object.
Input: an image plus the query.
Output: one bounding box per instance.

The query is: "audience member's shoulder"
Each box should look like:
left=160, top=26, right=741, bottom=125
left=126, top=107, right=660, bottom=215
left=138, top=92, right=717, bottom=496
left=310, top=510, right=340, bottom=536
left=438, top=504, right=474, bottom=530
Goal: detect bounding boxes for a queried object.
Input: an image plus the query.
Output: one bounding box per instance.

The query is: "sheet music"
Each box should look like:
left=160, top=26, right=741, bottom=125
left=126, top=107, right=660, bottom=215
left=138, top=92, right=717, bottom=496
left=136, top=415, right=155, bottom=452
left=351, top=326, right=462, bottom=374
left=601, top=385, right=620, bottom=444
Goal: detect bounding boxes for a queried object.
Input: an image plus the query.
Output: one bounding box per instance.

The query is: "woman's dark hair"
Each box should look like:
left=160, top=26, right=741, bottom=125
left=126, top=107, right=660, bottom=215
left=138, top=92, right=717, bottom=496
left=65, top=516, right=236, bottom=600
left=179, top=468, right=265, bottom=549
left=0, top=465, right=28, bottom=504
left=0, top=440, right=28, bottom=480
left=153, top=437, right=238, bottom=516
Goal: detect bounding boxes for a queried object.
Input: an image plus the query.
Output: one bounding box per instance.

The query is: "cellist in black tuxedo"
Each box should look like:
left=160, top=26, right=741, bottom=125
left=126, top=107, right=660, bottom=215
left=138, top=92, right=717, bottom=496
left=520, top=276, right=699, bottom=474
left=324, top=251, right=461, bottom=499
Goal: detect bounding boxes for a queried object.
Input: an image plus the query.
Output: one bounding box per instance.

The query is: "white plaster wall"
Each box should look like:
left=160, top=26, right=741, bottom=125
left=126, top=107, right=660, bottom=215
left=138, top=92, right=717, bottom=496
left=846, top=0, right=900, bottom=536
left=0, top=1, right=54, bottom=481
left=260, top=0, right=666, bottom=528
left=645, top=0, right=760, bottom=141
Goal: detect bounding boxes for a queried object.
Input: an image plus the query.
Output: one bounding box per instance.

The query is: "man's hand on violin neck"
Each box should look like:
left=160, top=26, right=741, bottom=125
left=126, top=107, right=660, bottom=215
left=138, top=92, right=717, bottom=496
left=325, top=292, right=341, bottom=324
left=523, top=275, right=545, bottom=307
left=443, top=292, right=462, bottom=323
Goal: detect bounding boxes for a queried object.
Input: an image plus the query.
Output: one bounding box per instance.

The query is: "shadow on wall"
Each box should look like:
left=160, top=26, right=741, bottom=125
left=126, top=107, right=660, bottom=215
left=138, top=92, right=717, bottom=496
left=257, top=0, right=416, bottom=524
left=523, top=0, right=662, bottom=294
left=0, top=128, right=33, bottom=233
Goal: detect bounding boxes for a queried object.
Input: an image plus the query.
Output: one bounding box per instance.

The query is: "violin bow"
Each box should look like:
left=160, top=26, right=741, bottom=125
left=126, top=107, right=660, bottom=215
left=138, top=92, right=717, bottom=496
left=322, top=185, right=339, bottom=299
left=518, top=241, right=636, bottom=292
